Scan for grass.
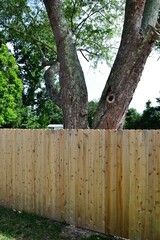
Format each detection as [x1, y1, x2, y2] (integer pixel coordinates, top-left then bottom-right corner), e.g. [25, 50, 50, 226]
[0, 206, 122, 240]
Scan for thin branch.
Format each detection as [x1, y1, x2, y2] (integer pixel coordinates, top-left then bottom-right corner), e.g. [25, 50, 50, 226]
[78, 48, 99, 56]
[79, 49, 89, 62]
[75, 5, 105, 37]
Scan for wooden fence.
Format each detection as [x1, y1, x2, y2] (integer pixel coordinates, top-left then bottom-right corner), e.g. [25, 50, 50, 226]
[0, 129, 160, 240]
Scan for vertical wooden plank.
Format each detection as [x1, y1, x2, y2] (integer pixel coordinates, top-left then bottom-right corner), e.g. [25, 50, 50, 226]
[116, 130, 123, 237]
[43, 130, 51, 218]
[58, 129, 65, 220]
[151, 130, 158, 240]
[97, 130, 106, 232]
[12, 129, 20, 210]
[105, 130, 111, 234]
[40, 130, 46, 216]
[54, 129, 64, 221]
[120, 130, 129, 238]
[75, 129, 84, 227]
[0, 129, 7, 206]
[10, 130, 15, 209]
[86, 130, 94, 230]
[142, 130, 149, 239]
[139, 130, 148, 240]
[12, 130, 17, 210]
[93, 129, 106, 232]
[22, 130, 26, 212]
[3, 130, 8, 207]
[27, 129, 31, 212]
[34, 130, 41, 215]
[24, 130, 30, 213]
[44, 130, 50, 217]
[47, 129, 56, 219]
[62, 129, 69, 222]
[83, 130, 90, 229]
[128, 130, 137, 240]
[0, 130, 3, 204]
[19, 130, 25, 211]
[15, 130, 23, 211]
[154, 130, 160, 239]
[5, 130, 14, 208]
[92, 130, 99, 231]
[145, 130, 155, 239]
[83, 130, 89, 228]
[31, 130, 36, 213]
[54, 130, 59, 219]
[109, 130, 117, 235]
[68, 129, 77, 224]
[134, 130, 144, 239]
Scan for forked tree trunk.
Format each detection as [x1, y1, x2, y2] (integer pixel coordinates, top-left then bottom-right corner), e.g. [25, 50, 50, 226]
[43, 0, 160, 129]
[92, 0, 160, 129]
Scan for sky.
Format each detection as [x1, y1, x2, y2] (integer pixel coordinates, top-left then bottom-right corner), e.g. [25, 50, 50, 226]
[79, 50, 160, 113]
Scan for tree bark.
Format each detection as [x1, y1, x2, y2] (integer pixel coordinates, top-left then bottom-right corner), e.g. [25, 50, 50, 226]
[43, 0, 88, 128]
[43, 0, 159, 129]
[92, 0, 160, 129]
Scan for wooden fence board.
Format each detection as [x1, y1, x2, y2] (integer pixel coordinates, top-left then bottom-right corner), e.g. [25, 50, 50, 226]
[0, 129, 160, 240]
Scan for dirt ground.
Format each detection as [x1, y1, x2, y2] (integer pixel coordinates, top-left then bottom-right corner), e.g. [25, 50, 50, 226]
[60, 224, 129, 239]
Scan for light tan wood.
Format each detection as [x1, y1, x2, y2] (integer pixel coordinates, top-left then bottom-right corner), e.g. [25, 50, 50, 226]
[128, 130, 136, 239]
[0, 129, 160, 240]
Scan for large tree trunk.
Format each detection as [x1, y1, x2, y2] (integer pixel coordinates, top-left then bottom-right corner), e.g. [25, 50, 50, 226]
[43, 0, 88, 128]
[43, 0, 159, 129]
[92, 0, 160, 129]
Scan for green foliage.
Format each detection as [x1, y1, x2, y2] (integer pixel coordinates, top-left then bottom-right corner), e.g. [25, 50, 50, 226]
[125, 99, 160, 129]
[0, 43, 23, 127]
[21, 96, 63, 129]
[124, 108, 141, 129]
[139, 100, 160, 129]
[88, 100, 98, 127]
[63, 0, 124, 65]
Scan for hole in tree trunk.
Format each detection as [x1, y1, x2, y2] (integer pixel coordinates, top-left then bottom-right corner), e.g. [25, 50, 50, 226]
[107, 94, 115, 103]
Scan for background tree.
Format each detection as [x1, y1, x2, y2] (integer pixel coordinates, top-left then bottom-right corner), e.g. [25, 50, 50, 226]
[0, 39, 23, 127]
[124, 108, 141, 129]
[140, 100, 160, 129]
[125, 99, 160, 129]
[88, 100, 98, 128]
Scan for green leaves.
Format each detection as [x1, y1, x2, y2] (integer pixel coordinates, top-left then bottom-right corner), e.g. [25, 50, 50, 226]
[0, 44, 23, 127]
[63, 0, 124, 65]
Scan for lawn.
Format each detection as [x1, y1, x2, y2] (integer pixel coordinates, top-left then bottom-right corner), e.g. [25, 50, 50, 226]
[0, 206, 123, 240]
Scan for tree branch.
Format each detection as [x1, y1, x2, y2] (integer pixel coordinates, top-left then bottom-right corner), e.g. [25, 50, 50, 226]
[141, 0, 160, 29]
[44, 61, 62, 108]
[123, 0, 146, 34]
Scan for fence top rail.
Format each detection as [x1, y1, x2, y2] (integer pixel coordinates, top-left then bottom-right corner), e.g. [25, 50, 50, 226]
[0, 128, 160, 132]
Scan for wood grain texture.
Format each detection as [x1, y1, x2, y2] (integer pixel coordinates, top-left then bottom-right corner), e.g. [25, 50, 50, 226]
[0, 129, 159, 240]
